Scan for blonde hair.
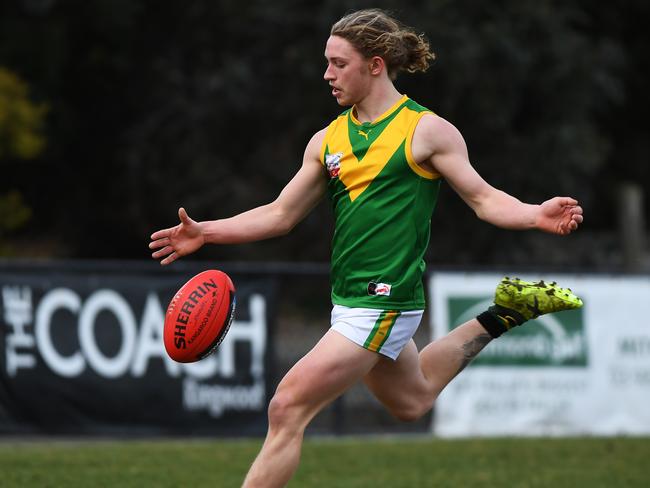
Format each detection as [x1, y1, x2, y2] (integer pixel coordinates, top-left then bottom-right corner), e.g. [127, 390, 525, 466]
[330, 9, 436, 80]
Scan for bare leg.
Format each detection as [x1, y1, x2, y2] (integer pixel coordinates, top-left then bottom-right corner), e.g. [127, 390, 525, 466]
[419, 318, 492, 392]
[242, 330, 380, 488]
[366, 277, 583, 420]
[364, 318, 491, 421]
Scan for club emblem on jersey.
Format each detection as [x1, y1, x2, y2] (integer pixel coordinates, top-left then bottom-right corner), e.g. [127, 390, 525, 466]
[325, 152, 343, 178]
[367, 282, 392, 296]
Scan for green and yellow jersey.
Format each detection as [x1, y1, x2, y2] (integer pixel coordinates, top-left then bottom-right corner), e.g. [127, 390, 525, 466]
[320, 95, 441, 310]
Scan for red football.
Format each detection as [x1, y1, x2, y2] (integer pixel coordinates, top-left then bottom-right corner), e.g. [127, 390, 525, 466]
[164, 269, 236, 363]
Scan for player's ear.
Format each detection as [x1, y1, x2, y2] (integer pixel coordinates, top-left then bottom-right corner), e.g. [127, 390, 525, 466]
[369, 56, 385, 76]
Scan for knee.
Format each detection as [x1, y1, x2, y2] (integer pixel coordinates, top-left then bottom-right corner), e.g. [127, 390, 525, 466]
[267, 389, 305, 433]
[390, 399, 433, 423]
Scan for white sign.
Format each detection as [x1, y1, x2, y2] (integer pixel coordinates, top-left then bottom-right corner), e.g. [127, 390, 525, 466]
[429, 272, 650, 437]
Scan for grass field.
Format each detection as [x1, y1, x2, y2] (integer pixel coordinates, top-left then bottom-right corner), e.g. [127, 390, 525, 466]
[1, 436, 648, 487]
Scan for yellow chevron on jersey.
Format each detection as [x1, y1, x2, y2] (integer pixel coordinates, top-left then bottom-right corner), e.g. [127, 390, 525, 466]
[319, 95, 443, 311]
[320, 95, 439, 202]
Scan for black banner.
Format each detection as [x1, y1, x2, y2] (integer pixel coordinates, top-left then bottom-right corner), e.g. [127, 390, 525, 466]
[0, 261, 276, 436]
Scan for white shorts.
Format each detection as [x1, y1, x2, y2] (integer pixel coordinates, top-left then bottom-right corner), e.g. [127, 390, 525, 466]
[330, 305, 424, 360]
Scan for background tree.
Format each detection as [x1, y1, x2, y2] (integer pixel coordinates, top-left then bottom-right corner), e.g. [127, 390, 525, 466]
[0, 67, 46, 255]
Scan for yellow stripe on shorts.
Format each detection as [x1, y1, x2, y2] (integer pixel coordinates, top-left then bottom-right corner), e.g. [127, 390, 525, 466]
[364, 311, 401, 353]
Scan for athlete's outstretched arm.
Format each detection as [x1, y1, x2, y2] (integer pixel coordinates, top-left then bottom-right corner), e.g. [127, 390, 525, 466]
[414, 115, 583, 235]
[149, 128, 328, 265]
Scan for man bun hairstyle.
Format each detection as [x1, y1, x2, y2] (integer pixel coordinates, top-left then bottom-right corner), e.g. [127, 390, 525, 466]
[331, 9, 436, 80]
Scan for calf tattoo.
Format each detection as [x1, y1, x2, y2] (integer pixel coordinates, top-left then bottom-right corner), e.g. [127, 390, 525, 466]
[456, 333, 492, 375]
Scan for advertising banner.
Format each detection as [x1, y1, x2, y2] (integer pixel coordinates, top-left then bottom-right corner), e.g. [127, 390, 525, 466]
[429, 272, 650, 437]
[0, 262, 275, 436]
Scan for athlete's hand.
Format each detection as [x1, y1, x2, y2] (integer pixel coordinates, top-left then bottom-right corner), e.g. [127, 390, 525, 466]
[536, 197, 584, 235]
[149, 207, 205, 265]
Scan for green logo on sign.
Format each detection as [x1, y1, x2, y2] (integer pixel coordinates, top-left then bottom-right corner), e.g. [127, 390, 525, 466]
[448, 297, 587, 367]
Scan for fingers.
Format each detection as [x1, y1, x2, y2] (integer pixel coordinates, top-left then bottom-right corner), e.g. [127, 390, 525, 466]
[150, 228, 172, 241]
[149, 233, 172, 266]
[149, 231, 179, 264]
[151, 245, 181, 266]
[148, 237, 169, 250]
[562, 210, 583, 235]
[151, 245, 173, 259]
[568, 205, 583, 226]
[557, 196, 578, 207]
[150, 207, 190, 241]
[559, 199, 584, 235]
[149, 209, 190, 265]
[161, 251, 178, 266]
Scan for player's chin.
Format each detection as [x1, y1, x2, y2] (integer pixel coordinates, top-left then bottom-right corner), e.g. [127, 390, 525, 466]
[334, 96, 349, 106]
[333, 92, 352, 107]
